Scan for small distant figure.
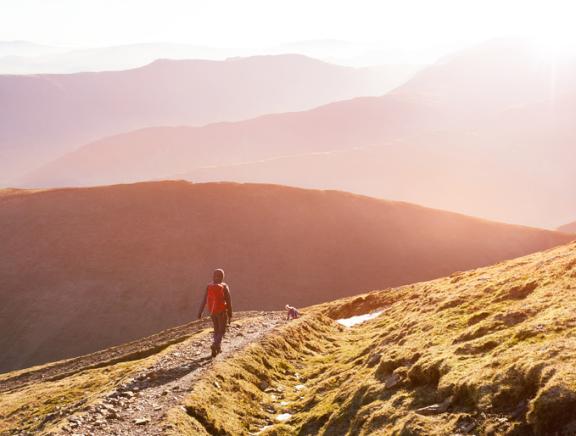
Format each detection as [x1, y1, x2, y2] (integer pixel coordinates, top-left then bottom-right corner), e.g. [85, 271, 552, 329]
[286, 304, 300, 321]
[198, 268, 233, 357]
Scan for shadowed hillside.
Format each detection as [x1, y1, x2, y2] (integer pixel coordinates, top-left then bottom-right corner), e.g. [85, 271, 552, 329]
[0, 181, 572, 373]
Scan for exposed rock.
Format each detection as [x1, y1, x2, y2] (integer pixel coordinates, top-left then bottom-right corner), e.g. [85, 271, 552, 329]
[495, 310, 529, 326]
[454, 416, 476, 434]
[416, 396, 453, 415]
[511, 399, 528, 420]
[506, 281, 538, 300]
[367, 353, 382, 367]
[384, 373, 402, 389]
[134, 417, 150, 425]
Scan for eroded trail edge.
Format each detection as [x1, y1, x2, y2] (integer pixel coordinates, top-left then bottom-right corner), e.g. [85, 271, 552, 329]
[37, 312, 282, 436]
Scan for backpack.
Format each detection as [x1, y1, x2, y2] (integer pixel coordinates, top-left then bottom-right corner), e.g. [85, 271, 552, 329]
[207, 283, 227, 314]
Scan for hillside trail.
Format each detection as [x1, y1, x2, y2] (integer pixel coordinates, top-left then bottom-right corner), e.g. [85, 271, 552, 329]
[52, 312, 283, 436]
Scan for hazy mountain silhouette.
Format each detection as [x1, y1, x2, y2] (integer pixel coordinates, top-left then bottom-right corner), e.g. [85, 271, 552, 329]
[23, 39, 576, 227]
[0, 54, 410, 180]
[169, 96, 576, 228]
[0, 181, 572, 373]
[0, 40, 425, 73]
[559, 221, 576, 233]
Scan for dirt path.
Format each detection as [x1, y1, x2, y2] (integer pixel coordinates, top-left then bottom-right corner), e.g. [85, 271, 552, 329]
[53, 312, 283, 435]
[0, 311, 269, 394]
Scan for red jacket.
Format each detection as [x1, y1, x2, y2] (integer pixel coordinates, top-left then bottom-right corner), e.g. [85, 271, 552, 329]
[198, 282, 232, 317]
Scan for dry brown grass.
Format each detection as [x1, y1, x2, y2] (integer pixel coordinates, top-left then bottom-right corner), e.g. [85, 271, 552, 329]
[0, 361, 140, 434]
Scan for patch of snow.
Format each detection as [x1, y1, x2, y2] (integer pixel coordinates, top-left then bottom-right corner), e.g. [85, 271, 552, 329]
[276, 413, 292, 422]
[336, 311, 383, 328]
[294, 384, 305, 391]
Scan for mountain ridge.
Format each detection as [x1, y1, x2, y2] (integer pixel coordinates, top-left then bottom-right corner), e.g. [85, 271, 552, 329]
[22, 39, 576, 228]
[1, 54, 410, 180]
[1, 180, 572, 374]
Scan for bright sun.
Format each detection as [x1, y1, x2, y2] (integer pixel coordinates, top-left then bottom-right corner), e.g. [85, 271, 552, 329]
[531, 34, 576, 61]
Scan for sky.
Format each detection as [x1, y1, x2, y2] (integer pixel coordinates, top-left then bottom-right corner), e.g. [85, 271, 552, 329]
[1, 0, 576, 63]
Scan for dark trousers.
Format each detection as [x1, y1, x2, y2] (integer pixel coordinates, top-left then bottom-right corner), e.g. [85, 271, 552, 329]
[211, 311, 228, 349]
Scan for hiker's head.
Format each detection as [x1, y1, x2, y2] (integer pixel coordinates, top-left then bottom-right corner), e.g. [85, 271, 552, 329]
[213, 269, 225, 284]
[285, 304, 291, 310]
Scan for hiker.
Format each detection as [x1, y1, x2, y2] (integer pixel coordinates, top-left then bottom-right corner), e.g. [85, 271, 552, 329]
[198, 268, 233, 357]
[286, 304, 300, 321]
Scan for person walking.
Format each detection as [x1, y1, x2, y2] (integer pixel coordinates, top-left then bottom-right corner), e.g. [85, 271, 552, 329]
[198, 268, 233, 357]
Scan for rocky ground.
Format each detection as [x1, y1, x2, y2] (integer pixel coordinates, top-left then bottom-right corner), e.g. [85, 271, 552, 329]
[48, 312, 282, 436]
[0, 311, 266, 394]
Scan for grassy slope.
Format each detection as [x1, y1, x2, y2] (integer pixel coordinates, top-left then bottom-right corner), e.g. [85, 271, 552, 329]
[0, 314, 271, 434]
[179, 240, 576, 435]
[2, 241, 575, 435]
[0, 360, 140, 434]
[0, 325, 217, 435]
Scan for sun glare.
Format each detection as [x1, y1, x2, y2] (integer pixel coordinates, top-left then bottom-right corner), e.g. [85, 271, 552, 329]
[531, 34, 576, 61]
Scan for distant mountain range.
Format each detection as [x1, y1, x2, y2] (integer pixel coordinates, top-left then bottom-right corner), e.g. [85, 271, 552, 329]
[1, 181, 572, 373]
[0, 54, 416, 180]
[0, 40, 427, 73]
[22, 39, 576, 228]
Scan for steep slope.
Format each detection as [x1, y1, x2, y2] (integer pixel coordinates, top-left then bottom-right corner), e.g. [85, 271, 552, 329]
[0, 181, 572, 373]
[1, 54, 405, 179]
[0, 311, 280, 435]
[180, 240, 576, 435]
[559, 221, 576, 233]
[24, 39, 576, 228]
[2, 241, 575, 435]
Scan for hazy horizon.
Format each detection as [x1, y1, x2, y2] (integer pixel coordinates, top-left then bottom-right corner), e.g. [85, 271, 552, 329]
[2, 0, 576, 66]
